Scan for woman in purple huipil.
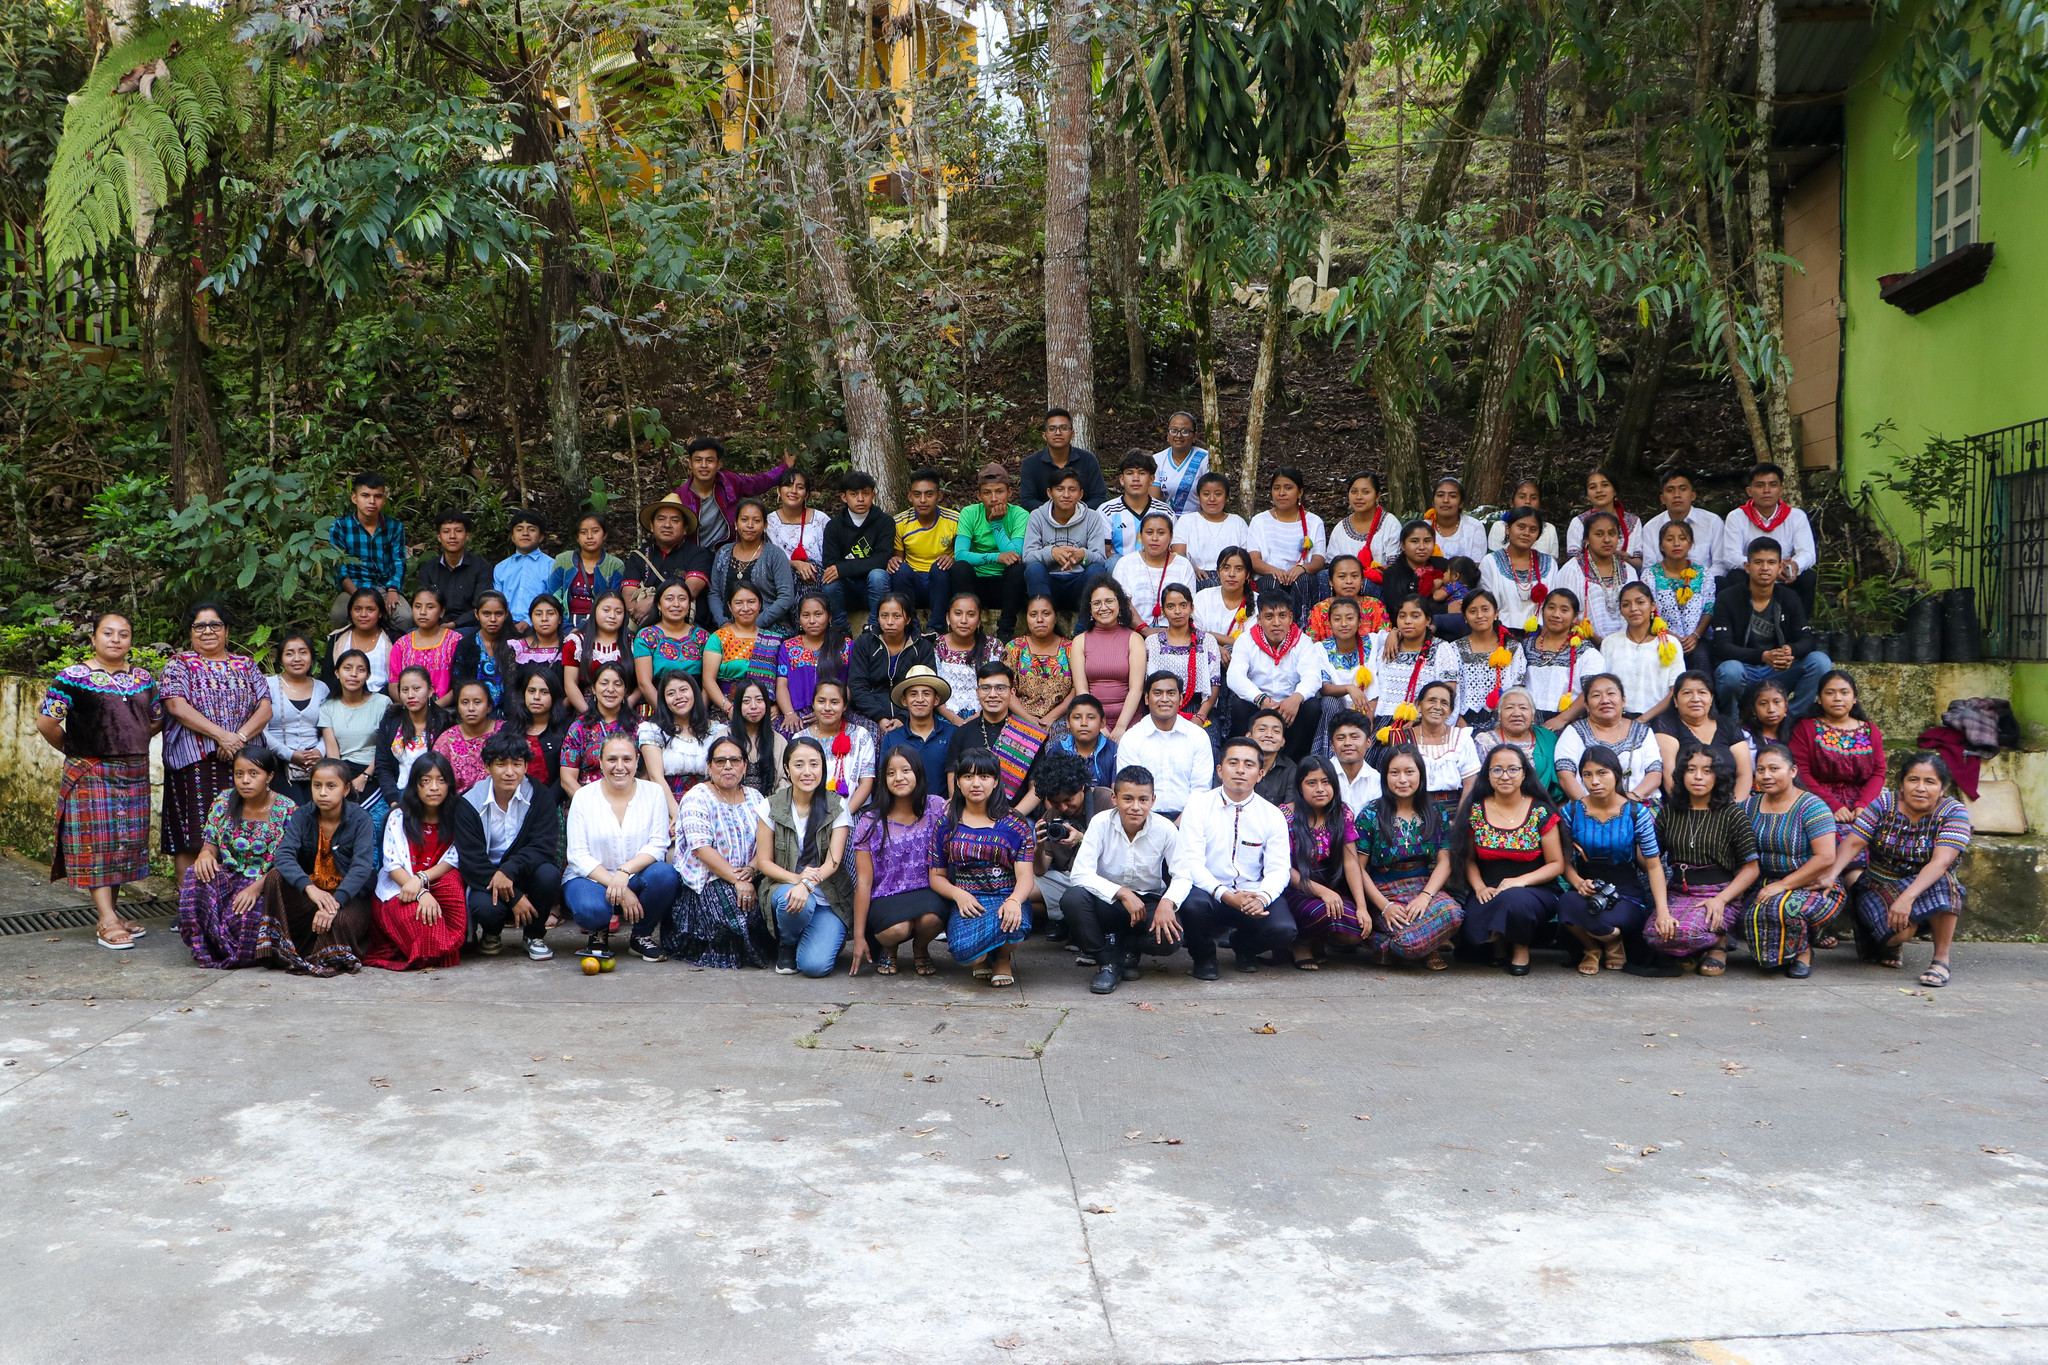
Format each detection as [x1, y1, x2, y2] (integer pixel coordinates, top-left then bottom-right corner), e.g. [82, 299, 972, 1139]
[847, 747, 949, 976]
[159, 601, 273, 886]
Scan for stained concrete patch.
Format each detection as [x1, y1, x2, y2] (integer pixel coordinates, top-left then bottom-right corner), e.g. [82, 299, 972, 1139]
[819, 1000, 1068, 1057]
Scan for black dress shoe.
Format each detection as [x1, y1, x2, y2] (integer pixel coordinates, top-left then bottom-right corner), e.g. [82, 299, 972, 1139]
[1191, 957, 1220, 981]
[1233, 952, 1260, 973]
[1785, 958, 1813, 979]
[1118, 952, 1141, 981]
[1505, 959, 1532, 976]
[1089, 963, 1120, 994]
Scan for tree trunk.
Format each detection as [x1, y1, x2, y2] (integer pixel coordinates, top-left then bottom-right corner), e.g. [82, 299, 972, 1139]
[1190, 277, 1224, 481]
[766, 0, 905, 508]
[1043, 0, 1095, 449]
[1240, 265, 1289, 514]
[1372, 353, 1425, 515]
[1464, 35, 1550, 506]
[1608, 313, 1674, 476]
[1698, 196, 1773, 464]
[1106, 45, 1148, 395]
[1414, 19, 1514, 228]
[1749, 0, 1794, 466]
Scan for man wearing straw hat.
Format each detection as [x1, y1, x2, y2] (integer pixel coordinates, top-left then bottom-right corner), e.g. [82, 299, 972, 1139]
[879, 664, 957, 795]
[623, 492, 705, 623]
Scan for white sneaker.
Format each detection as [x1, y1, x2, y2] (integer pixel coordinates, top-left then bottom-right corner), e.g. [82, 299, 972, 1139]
[527, 938, 554, 961]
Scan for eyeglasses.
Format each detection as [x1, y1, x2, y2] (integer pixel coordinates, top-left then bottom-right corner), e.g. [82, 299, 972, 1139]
[192, 622, 226, 632]
[1487, 767, 1520, 777]
[711, 755, 744, 766]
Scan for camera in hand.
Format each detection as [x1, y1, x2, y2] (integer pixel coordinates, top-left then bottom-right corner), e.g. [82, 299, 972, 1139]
[1581, 879, 1621, 917]
[1042, 817, 1070, 841]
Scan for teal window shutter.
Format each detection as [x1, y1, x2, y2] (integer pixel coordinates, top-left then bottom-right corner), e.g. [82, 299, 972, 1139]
[1916, 117, 1934, 266]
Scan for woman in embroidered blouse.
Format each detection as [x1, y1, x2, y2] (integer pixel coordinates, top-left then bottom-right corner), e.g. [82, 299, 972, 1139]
[543, 513, 626, 627]
[775, 590, 853, 732]
[509, 594, 568, 692]
[431, 679, 502, 794]
[1554, 674, 1664, 803]
[1551, 511, 1640, 642]
[1408, 679, 1481, 807]
[930, 591, 998, 727]
[1282, 757, 1371, 968]
[451, 591, 513, 706]
[327, 587, 392, 692]
[1306, 556, 1390, 640]
[795, 679, 876, 811]
[365, 752, 467, 972]
[1457, 743, 1568, 975]
[668, 735, 772, 967]
[1070, 577, 1148, 741]
[37, 613, 161, 951]
[1112, 511, 1199, 633]
[702, 582, 782, 716]
[1479, 507, 1557, 634]
[1482, 687, 1559, 797]
[1449, 591, 1524, 731]
[1645, 520, 1713, 671]
[1734, 743, 1843, 977]
[633, 579, 710, 702]
[1564, 467, 1644, 567]
[927, 747, 1037, 987]
[1600, 582, 1684, 720]
[1557, 744, 1670, 974]
[567, 591, 634, 714]
[1327, 472, 1404, 586]
[1648, 741, 1760, 973]
[389, 586, 460, 704]
[767, 467, 827, 586]
[178, 744, 296, 968]
[1520, 589, 1603, 727]
[1486, 479, 1562, 560]
[1193, 547, 1257, 675]
[1654, 670, 1754, 802]
[1006, 594, 1078, 735]
[1357, 744, 1464, 969]
[559, 662, 633, 796]
[1829, 751, 1970, 987]
[1311, 596, 1372, 755]
[850, 747, 949, 975]
[1366, 595, 1462, 732]
[638, 670, 727, 815]
[161, 601, 274, 885]
[1791, 669, 1886, 825]
[1246, 465, 1330, 616]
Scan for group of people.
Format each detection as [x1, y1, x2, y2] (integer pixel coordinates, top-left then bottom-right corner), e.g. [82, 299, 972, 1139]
[32, 423, 1968, 990]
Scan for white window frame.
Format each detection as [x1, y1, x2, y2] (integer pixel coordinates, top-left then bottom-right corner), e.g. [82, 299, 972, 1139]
[1930, 99, 1981, 260]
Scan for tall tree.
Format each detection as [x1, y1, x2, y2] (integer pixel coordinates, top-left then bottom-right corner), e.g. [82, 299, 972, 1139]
[1043, 0, 1096, 448]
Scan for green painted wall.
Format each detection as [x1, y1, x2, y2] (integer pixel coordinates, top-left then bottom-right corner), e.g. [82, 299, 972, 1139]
[1838, 30, 2048, 561]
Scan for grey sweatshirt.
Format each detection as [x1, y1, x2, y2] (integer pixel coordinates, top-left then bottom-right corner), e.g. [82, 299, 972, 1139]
[1023, 503, 1110, 568]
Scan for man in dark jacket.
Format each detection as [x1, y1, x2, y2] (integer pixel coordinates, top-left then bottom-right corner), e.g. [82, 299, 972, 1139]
[452, 729, 563, 960]
[624, 493, 707, 621]
[416, 510, 491, 631]
[1708, 536, 1833, 717]
[1018, 408, 1107, 511]
[821, 470, 895, 634]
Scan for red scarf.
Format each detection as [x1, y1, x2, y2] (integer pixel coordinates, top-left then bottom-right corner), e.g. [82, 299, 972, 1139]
[1250, 622, 1304, 664]
[1362, 506, 1387, 582]
[1739, 499, 1791, 533]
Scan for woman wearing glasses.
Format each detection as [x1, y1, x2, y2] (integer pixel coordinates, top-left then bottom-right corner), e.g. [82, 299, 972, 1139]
[159, 602, 273, 887]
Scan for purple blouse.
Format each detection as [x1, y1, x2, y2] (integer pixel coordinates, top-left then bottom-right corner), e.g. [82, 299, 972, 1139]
[853, 795, 946, 899]
[159, 651, 268, 769]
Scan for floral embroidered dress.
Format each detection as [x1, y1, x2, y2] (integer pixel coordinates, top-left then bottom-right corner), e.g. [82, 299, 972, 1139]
[432, 722, 502, 792]
[560, 713, 632, 786]
[932, 635, 1000, 714]
[710, 624, 783, 687]
[1307, 594, 1389, 642]
[633, 623, 709, 680]
[1646, 560, 1715, 641]
[1005, 639, 1075, 729]
[389, 630, 462, 699]
[778, 635, 853, 725]
[158, 650, 269, 855]
[1450, 633, 1526, 727]
[178, 790, 298, 968]
[1282, 806, 1365, 939]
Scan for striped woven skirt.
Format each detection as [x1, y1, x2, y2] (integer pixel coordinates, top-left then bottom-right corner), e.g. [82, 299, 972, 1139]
[178, 867, 268, 968]
[52, 754, 152, 889]
[947, 890, 1031, 964]
[162, 756, 232, 856]
[1853, 865, 1964, 940]
[1730, 882, 1845, 967]
[665, 878, 774, 969]
[1286, 882, 1370, 940]
[1361, 871, 1464, 961]
[1643, 879, 1746, 958]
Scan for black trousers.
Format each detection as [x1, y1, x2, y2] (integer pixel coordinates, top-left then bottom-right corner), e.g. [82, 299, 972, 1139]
[1059, 886, 1181, 960]
[466, 861, 562, 940]
[1717, 567, 1817, 618]
[956, 561, 1029, 635]
[1228, 691, 1320, 760]
[1179, 886, 1297, 960]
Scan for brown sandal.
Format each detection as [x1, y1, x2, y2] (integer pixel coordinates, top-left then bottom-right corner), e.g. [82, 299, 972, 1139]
[914, 955, 937, 976]
[1578, 950, 1602, 977]
[1423, 952, 1448, 972]
[1602, 938, 1627, 971]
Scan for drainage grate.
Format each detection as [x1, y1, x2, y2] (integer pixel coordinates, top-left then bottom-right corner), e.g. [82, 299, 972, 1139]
[0, 898, 175, 937]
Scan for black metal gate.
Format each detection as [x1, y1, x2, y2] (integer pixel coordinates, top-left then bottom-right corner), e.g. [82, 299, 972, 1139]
[1954, 417, 2048, 659]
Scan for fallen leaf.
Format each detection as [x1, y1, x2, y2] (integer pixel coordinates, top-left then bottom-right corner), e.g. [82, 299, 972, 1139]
[851, 1044, 874, 1051]
[176, 1006, 194, 1013]
[472, 1184, 486, 1192]
[1641, 1146, 1660, 1156]
[725, 1136, 737, 1142]
[925, 1151, 944, 1159]
[562, 1055, 573, 1061]
[1084, 1203, 1115, 1214]
[993, 1333, 1024, 1350]
[186, 1176, 214, 1185]
[44, 937, 58, 943]
[651, 1191, 667, 1196]
[369, 1077, 391, 1088]
[995, 1153, 1011, 1160]
[532, 1055, 546, 1062]
[979, 1094, 1004, 1107]
[1124, 1130, 1143, 1139]
[916, 1127, 937, 1136]
[1670, 1090, 1685, 1096]
[1252, 1023, 1278, 1034]
[922, 1074, 941, 1083]
[1604, 1166, 1625, 1173]
[1135, 1002, 1157, 1011]
[772, 1135, 788, 1143]
[1152, 1137, 1183, 1146]
[1982, 1145, 2013, 1155]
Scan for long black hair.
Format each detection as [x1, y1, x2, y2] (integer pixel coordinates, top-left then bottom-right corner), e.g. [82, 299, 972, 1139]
[391, 665, 450, 744]
[792, 588, 847, 688]
[514, 664, 570, 733]
[727, 676, 781, 794]
[862, 745, 931, 861]
[1289, 756, 1346, 882]
[1800, 667, 1871, 724]
[648, 668, 710, 741]
[1667, 738, 1736, 811]
[582, 661, 634, 723]
[1452, 743, 1558, 865]
[1372, 742, 1441, 851]
[400, 751, 460, 846]
[943, 747, 1011, 847]
[573, 590, 632, 674]
[226, 743, 285, 821]
[1741, 677, 1790, 736]
[782, 736, 831, 867]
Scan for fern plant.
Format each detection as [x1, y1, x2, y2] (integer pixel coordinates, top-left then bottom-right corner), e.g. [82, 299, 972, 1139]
[39, 7, 250, 271]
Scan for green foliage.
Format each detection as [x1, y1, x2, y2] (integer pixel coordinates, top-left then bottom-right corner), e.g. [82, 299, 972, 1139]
[1861, 420, 1975, 586]
[1136, 2, 1259, 178]
[40, 7, 251, 270]
[0, 0, 87, 225]
[1877, 0, 2048, 159]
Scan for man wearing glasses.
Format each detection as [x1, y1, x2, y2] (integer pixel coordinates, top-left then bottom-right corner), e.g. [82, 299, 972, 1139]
[1019, 409, 1107, 511]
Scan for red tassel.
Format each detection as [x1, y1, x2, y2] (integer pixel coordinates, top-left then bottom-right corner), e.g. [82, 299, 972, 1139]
[1485, 684, 1502, 709]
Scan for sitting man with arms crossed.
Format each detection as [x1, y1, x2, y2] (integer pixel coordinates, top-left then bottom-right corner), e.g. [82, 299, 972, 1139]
[1061, 764, 1189, 994]
[1223, 592, 1327, 760]
[1171, 735, 1295, 978]
[1114, 670, 1214, 820]
[452, 727, 563, 959]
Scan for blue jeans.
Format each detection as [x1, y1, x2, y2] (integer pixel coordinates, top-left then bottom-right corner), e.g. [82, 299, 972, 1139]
[822, 568, 893, 633]
[1024, 560, 1095, 615]
[563, 862, 682, 942]
[769, 880, 848, 977]
[889, 563, 964, 626]
[1715, 652, 1833, 719]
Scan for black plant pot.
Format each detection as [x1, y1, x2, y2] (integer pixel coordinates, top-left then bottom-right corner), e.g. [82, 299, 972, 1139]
[1883, 633, 1908, 663]
[1906, 594, 1944, 664]
[1943, 588, 1982, 663]
[1828, 630, 1853, 660]
[1855, 634, 1886, 663]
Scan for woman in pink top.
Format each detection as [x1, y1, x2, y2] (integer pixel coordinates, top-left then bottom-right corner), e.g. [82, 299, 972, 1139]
[388, 587, 461, 704]
[1068, 577, 1147, 740]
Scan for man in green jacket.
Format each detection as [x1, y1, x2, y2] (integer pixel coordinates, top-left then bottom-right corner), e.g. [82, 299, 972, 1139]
[954, 461, 1030, 638]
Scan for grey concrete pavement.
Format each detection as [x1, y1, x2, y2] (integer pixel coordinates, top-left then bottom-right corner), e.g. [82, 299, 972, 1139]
[0, 906, 2044, 1365]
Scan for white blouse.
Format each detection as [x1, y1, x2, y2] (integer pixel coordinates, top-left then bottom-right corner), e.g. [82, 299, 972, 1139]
[1192, 586, 1255, 652]
[375, 807, 463, 902]
[796, 724, 877, 800]
[1326, 509, 1404, 571]
[765, 508, 827, 566]
[1600, 633, 1685, 717]
[1449, 634, 1527, 720]
[566, 778, 673, 879]
[1363, 635, 1465, 719]
[1428, 516, 1489, 563]
[1521, 641, 1606, 713]
[1411, 726, 1482, 797]
[1550, 556, 1641, 641]
[636, 718, 731, 781]
[1488, 518, 1561, 560]
[1564, 509, 1648, 561]
[1477, 549, 1557, 633]
[1172, 511, 1249, 573]
[1554, 718, 1665, 795]
[1246, 509, 1328, 575]
[1113, 552, 1199, 631]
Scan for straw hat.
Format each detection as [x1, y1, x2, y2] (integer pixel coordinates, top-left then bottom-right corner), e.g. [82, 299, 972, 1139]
[890, 663, 953, 709]
[638, 492, 701, 537]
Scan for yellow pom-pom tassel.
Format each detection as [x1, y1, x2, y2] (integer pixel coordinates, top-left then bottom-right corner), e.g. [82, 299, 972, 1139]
[1354, 666, 1374, 688]
[1657, 640, 1679, 666]
[1674, 588, 1692, 605]
[1575, 621, 1595, 641]
[1523, 616, 1541, 632]
[1393, 702, 1420, 723]
[1556, 692, 1575, 710]
[1651, 617, 1669, 633]
[1376, 726, 1393, 743]
[1488, 646, 1513, 669]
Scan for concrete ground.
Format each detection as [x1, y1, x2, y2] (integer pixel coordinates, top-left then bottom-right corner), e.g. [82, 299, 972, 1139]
[1, 858, 2045, 1365]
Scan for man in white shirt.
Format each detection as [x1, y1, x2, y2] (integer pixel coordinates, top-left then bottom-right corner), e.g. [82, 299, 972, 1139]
[1115, 672, 1214, 817]
[1223, 593, 1325, 759]
[1170, 736, 1294, 978]
[1714, 462, 1818, 615]
[1327, 709, 1384, 814]
[1640, 469, 1725, 575]
[451, 729, 563, 960]
[1063, 766, 1191, 993]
